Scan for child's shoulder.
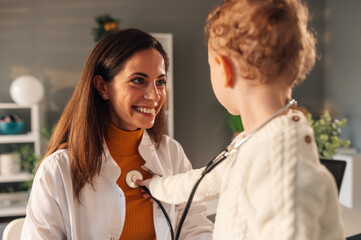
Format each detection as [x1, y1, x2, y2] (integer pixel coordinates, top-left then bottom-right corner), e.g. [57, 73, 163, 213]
[258, 109, 313, 144]
[281, 109, 310, 132]
[274, 110, 332, 185]
[277, 109, 319, 160]
[256, 109, 319, 166]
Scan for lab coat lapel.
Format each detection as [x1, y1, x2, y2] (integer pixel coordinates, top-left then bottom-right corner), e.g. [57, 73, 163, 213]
[100, 142, 121, 183]
[139, 131, 167, 177]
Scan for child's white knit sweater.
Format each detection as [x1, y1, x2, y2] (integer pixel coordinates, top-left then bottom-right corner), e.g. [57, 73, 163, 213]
[150, 110, 344, 240]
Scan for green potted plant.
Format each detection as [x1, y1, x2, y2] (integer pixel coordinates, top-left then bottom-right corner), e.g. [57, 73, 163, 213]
[92, 14, 120, 42]
[307, 110, 350, 159]
[12, 125, 55, 189]
[12, 144, 39, 175]
[226, 112, 244, 138]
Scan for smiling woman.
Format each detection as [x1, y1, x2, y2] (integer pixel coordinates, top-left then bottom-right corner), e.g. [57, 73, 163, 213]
[93, 49, 167, 131]
[20, 28, 213, 240]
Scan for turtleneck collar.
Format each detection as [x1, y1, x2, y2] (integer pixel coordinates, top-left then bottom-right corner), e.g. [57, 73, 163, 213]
[105, 123, 144, 156]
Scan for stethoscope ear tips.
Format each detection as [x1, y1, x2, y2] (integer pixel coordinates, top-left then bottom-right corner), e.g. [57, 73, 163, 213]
[125, 170, 143, 188]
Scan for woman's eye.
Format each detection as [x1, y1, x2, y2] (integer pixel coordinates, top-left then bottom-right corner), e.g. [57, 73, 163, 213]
[131, 78, 144, 85]
[156, 79, 167, 86]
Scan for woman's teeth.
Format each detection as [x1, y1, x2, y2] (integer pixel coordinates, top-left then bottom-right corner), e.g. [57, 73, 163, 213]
[135, 107, 155, 114]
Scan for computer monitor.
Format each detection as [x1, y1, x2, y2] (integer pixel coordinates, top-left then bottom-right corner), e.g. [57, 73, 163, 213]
[320, 158, 346, 194]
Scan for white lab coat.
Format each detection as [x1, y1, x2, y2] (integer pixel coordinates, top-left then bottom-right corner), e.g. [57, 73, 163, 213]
[21, 131, 213, 240]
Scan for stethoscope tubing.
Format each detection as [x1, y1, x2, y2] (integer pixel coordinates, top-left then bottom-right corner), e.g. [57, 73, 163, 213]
[175, 151, 228, 240]
[140, 186, 175, 240]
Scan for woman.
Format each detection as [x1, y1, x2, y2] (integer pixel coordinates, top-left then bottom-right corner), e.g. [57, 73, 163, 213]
[21, 28, 213, 240]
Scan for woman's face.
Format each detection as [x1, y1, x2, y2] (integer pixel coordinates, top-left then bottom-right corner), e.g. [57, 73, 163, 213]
[106, 48, 167, 131]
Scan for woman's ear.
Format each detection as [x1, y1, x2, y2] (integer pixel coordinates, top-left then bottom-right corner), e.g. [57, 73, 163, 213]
[215, 55, 235, 88]
[93, 75, 108, 99]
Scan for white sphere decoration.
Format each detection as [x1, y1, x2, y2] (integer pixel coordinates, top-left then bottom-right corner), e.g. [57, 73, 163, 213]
[10, 75, 44, 105]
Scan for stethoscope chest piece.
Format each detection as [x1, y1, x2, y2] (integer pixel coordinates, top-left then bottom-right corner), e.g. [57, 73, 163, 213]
[125, 170, 143, 188]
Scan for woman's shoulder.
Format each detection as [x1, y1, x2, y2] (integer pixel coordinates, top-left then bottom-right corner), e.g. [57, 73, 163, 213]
[159, 134, 187, 155]
[38, 149, 70, 175]
[143, 131, 184, 152]
[151, 134, 192, 173]
[161, 134, 180, 145]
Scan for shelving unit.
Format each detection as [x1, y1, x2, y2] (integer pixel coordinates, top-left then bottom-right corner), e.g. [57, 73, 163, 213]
[0, 205, 27, 218]
[0, 173, 33, 183]
[0, 103, 40, 218]
[0, 172, 33, 217]
[0, 103, 41, 156]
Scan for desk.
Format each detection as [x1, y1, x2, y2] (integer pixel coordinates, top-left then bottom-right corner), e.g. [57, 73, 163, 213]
[206, 200, 361, 238]
[205, 198, 218, 216]
[342, 205, 361, 238]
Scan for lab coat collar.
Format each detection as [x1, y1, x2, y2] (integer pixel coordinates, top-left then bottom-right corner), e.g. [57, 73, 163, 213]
[100, 130, 166, 183]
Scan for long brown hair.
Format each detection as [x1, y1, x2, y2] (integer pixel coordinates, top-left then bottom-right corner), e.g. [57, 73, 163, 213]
[43, 29, 169, 200]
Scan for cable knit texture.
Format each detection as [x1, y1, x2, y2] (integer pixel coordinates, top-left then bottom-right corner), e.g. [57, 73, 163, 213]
[150, 110, 345, 240]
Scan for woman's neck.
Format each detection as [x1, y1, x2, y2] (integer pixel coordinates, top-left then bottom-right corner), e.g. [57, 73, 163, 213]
[106, 123, 144, 156]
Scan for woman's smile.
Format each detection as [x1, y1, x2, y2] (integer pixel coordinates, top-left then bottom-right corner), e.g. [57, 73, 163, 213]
[133, 106, 156, 115]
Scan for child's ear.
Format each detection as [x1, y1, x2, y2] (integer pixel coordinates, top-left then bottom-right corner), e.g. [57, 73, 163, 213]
[215, 55, 235, 88]
[93, 75, 108, 99]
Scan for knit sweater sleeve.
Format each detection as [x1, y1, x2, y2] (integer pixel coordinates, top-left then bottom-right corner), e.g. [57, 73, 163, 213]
[246, 113, 344, 240]
[149, 153, 234, 205]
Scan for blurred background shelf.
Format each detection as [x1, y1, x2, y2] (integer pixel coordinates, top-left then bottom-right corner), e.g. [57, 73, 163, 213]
[0, 104, 41, 156]
[0, 133, 38, 144]
[0, 206, 26, 218]
[0, 173, 33, 183]
[0, 103, 40, 222]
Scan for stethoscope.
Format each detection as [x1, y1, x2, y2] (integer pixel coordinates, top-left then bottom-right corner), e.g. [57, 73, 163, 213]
[126, 99, 297, 240]
[125, 170, 175, 239]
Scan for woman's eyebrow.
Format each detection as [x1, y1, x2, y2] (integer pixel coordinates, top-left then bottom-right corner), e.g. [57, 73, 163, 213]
[130, 72, 148, 78]
[130, 72, 166, 78]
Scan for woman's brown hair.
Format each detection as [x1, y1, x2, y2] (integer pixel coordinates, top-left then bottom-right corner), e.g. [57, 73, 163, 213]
[205, 0, 316, 87]
[43, 28, 169, 200]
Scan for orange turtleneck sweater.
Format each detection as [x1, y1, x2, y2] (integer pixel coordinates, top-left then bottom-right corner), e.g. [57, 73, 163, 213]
[106, 124, 156, 240]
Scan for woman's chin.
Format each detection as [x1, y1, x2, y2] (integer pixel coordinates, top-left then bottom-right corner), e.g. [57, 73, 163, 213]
[138, 121, 155, 130]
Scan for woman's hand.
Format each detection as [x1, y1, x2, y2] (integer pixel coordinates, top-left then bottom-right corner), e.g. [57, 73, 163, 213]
[136, 175, 159, 202]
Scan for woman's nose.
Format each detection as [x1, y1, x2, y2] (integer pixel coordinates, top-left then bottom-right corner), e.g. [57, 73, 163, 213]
[144, 84, 160, 102]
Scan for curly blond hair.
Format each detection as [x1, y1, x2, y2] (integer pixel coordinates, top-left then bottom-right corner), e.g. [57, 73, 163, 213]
[205, 0, 316, 87]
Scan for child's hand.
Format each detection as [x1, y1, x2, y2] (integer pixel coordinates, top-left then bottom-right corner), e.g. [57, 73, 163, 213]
[136, 175, 159, 202]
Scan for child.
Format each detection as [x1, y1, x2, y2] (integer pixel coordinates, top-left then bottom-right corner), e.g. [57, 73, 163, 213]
[138, 0, 345, 239]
